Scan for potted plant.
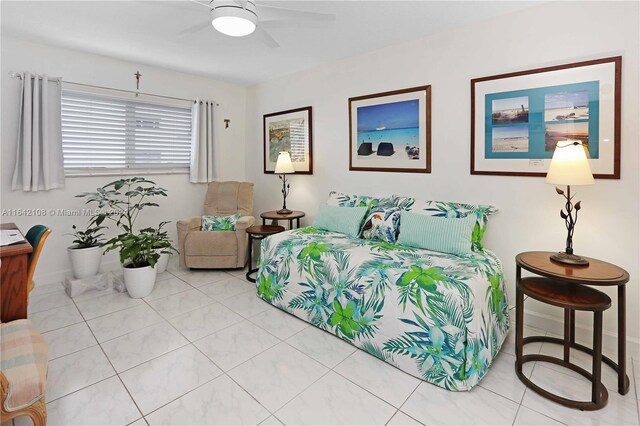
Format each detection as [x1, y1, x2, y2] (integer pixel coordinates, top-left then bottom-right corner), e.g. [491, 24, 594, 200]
[67, 221, 106, 279]
[147, 221, 178, 273]
[78, 177, 176, 298]
[103, 230, 161, 298]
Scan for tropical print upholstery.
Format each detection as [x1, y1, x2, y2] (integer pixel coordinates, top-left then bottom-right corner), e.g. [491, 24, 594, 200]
[360, 206, 401, 244]
[392, 196, 497, 250]
[201, 213, 241, 231]
[327, 191, 395, 209]
[256, 227, 509, 391]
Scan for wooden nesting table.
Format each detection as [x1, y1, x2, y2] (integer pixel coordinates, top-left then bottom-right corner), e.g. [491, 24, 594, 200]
[515, 251, 631, 410]
[260, 210, 305, 230]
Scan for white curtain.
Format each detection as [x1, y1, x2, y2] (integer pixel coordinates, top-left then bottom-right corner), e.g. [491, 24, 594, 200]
[190, 100, 215, 183]
[12, 72, 65, 191]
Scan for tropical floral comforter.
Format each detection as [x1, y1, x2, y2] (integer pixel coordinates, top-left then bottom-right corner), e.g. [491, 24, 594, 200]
[255, 227, 510, 391]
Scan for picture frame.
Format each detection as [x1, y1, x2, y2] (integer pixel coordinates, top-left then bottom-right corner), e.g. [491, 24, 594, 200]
[471, 56, 621, 179]
[349, 85, 431, 173]
[263, 106, 313, 174]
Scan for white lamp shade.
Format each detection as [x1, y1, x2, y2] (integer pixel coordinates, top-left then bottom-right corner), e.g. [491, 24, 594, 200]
[212, 6, 257, 37]
[274, 151, 295, 174]
[545, 140, 594, 186]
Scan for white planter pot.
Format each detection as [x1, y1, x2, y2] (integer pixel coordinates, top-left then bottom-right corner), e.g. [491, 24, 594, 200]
[67, 245, 103, 279]
[123, 265, 157, 298]
[155, 252, 170, 273]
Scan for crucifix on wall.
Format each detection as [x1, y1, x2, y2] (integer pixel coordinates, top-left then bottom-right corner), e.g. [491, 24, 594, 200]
[134, 71, 142, 90]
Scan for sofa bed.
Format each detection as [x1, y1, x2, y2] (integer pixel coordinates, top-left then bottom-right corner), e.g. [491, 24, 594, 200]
[255, 192, 509, 391]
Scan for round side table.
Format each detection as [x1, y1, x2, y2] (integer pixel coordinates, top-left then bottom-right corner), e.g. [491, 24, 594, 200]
[516, 276, 611, 410]
[245, 225, 284, 283]
[260, 210, 305, 230]
[515, 251, 631, 395]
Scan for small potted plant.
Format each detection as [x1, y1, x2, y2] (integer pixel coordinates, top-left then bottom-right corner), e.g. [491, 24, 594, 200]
[67, 221, 106, 279]
[103, 229, 162, 298]
[78, 177, 176, 298]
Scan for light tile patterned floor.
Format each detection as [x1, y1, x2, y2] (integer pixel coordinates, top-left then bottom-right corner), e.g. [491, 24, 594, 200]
[5, 261, 639, 426]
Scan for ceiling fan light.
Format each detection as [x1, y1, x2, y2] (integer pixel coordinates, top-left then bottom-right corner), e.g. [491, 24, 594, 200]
[211, 6, 257, 37]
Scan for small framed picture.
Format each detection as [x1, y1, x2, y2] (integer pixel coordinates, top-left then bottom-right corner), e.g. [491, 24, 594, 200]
[263, 106, 312, 174]
[349, 85, 431, 173]
[471, 56, 621, 178]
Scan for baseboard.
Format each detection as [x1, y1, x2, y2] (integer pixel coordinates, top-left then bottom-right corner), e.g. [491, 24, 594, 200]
[34, 260, 122, 286]
[522, 309, 640, 360]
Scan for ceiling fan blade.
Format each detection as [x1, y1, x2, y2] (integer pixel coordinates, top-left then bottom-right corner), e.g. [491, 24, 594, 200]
[177, 20, 212, 38]
[261, 19, 335, 30]
[254, 27, 280, 49]
[188, 0, 214, 10]
[258, 5, 336, 23]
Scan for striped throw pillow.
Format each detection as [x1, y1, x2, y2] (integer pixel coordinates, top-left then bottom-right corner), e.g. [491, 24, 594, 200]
[313, 204, 368, 237]
[392, 196, 497, 250]
[397, 211, 476, 256]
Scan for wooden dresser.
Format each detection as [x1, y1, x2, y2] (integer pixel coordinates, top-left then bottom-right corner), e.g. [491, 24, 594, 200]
[1, 223, 33, 322]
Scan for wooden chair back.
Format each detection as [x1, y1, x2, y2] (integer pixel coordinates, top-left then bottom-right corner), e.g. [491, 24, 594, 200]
[24, 225, 51, 294]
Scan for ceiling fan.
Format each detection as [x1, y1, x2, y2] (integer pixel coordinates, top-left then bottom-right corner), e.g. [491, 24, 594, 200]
[182, 0, 336, 48]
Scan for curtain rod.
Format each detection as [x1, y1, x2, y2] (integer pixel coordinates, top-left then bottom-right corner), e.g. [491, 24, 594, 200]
[9, 72, 62, 83]
[8, 72, 217, 105]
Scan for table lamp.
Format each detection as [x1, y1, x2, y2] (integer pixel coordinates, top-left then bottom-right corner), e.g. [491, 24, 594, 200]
[545, 140, 594, 266]
[275, 151, 295, 215]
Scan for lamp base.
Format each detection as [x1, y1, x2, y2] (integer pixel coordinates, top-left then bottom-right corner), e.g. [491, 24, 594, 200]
[276, 208, 292, 215]
[550, 252, 590, 266]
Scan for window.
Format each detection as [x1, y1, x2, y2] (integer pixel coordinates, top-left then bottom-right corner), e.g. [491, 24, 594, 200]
[61, 90, 192, 173]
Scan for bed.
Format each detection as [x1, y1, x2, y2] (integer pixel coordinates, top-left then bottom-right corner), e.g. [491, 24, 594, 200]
[255, 226, 510, 391]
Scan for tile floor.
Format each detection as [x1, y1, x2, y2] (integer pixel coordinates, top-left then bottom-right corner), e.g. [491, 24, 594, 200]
[4, 261, 639, 426]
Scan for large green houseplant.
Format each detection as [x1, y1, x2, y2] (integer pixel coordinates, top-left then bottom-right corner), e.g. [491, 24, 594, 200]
[78, 177, 176, 298]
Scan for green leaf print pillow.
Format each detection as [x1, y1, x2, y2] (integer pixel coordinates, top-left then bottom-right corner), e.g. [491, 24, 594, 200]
[327, 191, 395, 208]
[201, 213, 241, 231]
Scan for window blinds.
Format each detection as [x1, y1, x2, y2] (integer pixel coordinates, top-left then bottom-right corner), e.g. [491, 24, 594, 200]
[61, 90, 192, 171]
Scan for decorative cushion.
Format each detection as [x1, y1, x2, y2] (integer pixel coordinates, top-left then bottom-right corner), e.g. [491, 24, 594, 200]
[392, 196, 497, 250]
[201, 213, 241, 231]
[313, 204, 368, 237]
[397, 211, 476, 256]
[327, 191, 395, 209]
[390, 195, 416, 211]
[360, 206, 401, 244]
[1, 320, 48, 411]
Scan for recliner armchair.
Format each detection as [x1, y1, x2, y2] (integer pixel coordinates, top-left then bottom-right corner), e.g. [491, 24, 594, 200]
[177, 181, 255, 269]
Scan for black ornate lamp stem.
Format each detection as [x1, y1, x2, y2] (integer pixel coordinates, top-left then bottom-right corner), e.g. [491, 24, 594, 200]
[550, 185, 589, 266]
[277, 174, 292, 215]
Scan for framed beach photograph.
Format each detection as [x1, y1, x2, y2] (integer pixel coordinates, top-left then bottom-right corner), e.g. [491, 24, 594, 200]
[471, 56, 621, 178]
[263, 106, 313, 174]
[349, 85, 431, 173]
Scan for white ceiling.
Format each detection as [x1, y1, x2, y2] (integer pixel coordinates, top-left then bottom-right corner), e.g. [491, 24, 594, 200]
[1, 0, 542, 86]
